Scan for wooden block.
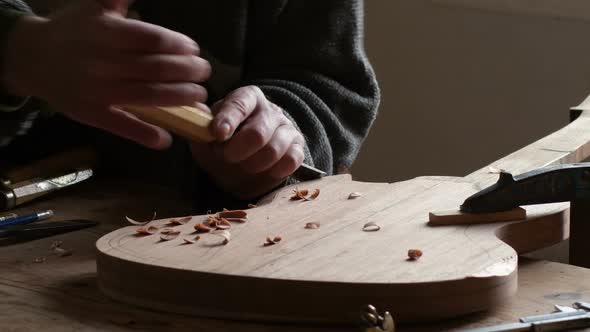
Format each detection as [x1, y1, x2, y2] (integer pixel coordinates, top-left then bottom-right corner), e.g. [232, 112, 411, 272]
[122, 105, 215, 143]
[428, 207, 526, 226]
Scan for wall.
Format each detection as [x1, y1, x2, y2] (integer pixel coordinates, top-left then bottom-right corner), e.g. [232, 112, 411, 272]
[353, 0, 590, 182]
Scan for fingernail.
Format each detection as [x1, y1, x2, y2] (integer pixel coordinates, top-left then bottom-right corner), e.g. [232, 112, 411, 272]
[218, 121, 231, 141]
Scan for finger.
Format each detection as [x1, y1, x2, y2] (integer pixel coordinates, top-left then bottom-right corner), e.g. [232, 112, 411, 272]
[97, 54, 211, 82]
[96, 0, 134, 14]
[239, 125, 300, 174]
[71, 106, 173, 150]
[267, 143, 305, 180]
[211, 86, 266, 141]
[221, 109, 283, 163]
[94, 17, 199, 55]
[95, 82, 208, 106]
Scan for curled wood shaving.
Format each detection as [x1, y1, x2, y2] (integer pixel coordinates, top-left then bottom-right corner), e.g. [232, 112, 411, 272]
[126, 212, 157, 225]
[183, 236, 200, 244]
[136, 226, 159, 235]
[362, 222, 381, 232]
[290, 188, 309, 200]
[160, 230, 181, 241]
[407, 249, 423, 260]
[225, 217, 247, 223]
[264, 235, 283, 246]
[167, 216, 192, 226]
[212, 230, 231, 245]
[247, 203, 258, 208]
[50, 241, 72, 257]
[217, 209, 248, 219]
[215, 218, 232, 230]
[160, 228, 176, 235]
[194, 223, 212, 233]
[305, 222, 320, 229]
[348, 192, 362, 199]
[309, 189, 320, 200]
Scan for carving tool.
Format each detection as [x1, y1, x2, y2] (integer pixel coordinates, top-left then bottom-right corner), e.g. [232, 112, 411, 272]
[460, 302, 590, 332]
[0, 219, 98, 242]
[0, 148, 97, 211]
[123, 105, 326, 181]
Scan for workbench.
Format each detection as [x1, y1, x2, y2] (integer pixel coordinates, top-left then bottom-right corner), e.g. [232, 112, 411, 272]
[1, 176, 589, 332]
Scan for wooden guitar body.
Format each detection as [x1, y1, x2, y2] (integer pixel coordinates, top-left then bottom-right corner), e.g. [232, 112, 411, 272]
[97, 106, 590, 324]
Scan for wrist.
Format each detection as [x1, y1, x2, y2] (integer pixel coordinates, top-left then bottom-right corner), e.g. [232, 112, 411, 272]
[2, 15, 49, 97]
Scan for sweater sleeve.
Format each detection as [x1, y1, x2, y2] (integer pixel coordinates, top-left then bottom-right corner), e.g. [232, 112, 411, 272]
[242, 0, 380, 175]
[0, 0, 40, 148]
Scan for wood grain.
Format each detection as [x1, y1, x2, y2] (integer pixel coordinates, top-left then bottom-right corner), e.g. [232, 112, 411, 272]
[96, 110, 590, 324]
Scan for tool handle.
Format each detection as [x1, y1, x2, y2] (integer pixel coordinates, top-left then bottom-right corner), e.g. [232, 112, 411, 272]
[123, 105, 215, 143]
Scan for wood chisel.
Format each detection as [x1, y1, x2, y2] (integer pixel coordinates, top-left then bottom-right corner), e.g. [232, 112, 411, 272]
[123, 105, 326, 181]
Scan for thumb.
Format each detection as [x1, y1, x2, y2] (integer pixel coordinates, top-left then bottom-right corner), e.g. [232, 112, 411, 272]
[96, 0, 134, 15]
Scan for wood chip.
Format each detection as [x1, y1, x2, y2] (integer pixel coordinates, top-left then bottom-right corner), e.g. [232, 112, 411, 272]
[126, 212, 157, 225]
[217, 209, 248, 219]
[348, 192, 362, 199]
[167, 216, 192, 226]
[225, 217, 247, 223]
[33, 257, 46, 263]
[305, 222, 320, 229]
[160, 231, 181, 241]
[264, 235, 282, 246]
[362, 222, 381, 232]
[215, 218, 232, 230]
[309, 189, 320, 200]
[407, 249, 423, 260]
[212, 230, 231, 245]
[50, 241, 72, 257]
[194, 223, 212, 233]
[290, 188, 309, 200]
[136, 226, 159, 235]
[183, 236, 200, 244]
[160, 228, 176, 235]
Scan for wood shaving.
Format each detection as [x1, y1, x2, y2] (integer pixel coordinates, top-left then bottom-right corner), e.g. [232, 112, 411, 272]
[167, 216, 192, 226]
[212, 230, 231, 245]
[215, 218, 232, 230]
[407, 249, 423, 260]
[50, 241, 72, 257]
[160, 231, 181, 241]
[217, 209, 248, 219]
[290, 188, 309, 200]
[247, 203, 258, 208]
[225, 217, 247, 223]
[348, 192, 362, 199]
[309, 189, 320, 200]
[136, 226, 159, 235]
[362, 222, 381, 232]
[159, 228, 176, 235]
[305, 222, 320, 229]
[194, 223, 212, 233]
[183, 236, 200, 244]
[264, 235, 282, 246]
[126, 212, 157, 225]
[33, 257, 46, 263]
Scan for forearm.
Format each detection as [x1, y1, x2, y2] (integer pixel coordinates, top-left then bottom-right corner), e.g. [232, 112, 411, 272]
[243, 0, 380, 175]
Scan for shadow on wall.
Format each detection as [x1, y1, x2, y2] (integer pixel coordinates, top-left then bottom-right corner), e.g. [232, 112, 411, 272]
[353, 0, 590, 183]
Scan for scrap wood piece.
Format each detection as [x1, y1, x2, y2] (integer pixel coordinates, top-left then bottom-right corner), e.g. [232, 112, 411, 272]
[428, 207, 526, 226]
[160, 230, 181, 241]
[264, 235, 282, 246]
[309, 189, 320, 200]
[407, 249, 423, 261]
[217, 209, 248, 219]
[194, 223, 212, 233]
[290, 188, 309, 200]
[136, 226, 159, 235]
[304, 222, 320, 229]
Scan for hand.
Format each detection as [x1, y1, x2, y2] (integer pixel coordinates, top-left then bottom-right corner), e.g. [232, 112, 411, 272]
[191, 86, 306, 199]
[2, 0, 211, 149]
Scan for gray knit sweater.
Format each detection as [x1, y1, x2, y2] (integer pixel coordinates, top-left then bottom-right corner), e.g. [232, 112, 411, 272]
[0, 0, 380, 211]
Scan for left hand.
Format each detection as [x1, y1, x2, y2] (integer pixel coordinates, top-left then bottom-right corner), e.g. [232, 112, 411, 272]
[191, 86, 306, 200]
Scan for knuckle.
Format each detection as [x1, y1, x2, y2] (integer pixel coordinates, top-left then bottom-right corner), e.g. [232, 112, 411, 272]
[245, 128, 267, 147]
[265, 144, 282, 162]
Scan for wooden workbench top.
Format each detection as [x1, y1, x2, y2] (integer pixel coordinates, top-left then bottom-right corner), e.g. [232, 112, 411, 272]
[1, 177, 589, 332]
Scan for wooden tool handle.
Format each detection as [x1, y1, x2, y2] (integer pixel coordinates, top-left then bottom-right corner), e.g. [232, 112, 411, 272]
[123, 106, 215, 143]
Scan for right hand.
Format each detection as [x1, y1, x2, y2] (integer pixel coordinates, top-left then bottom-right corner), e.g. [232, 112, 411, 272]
[2, 0, 211, 149]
